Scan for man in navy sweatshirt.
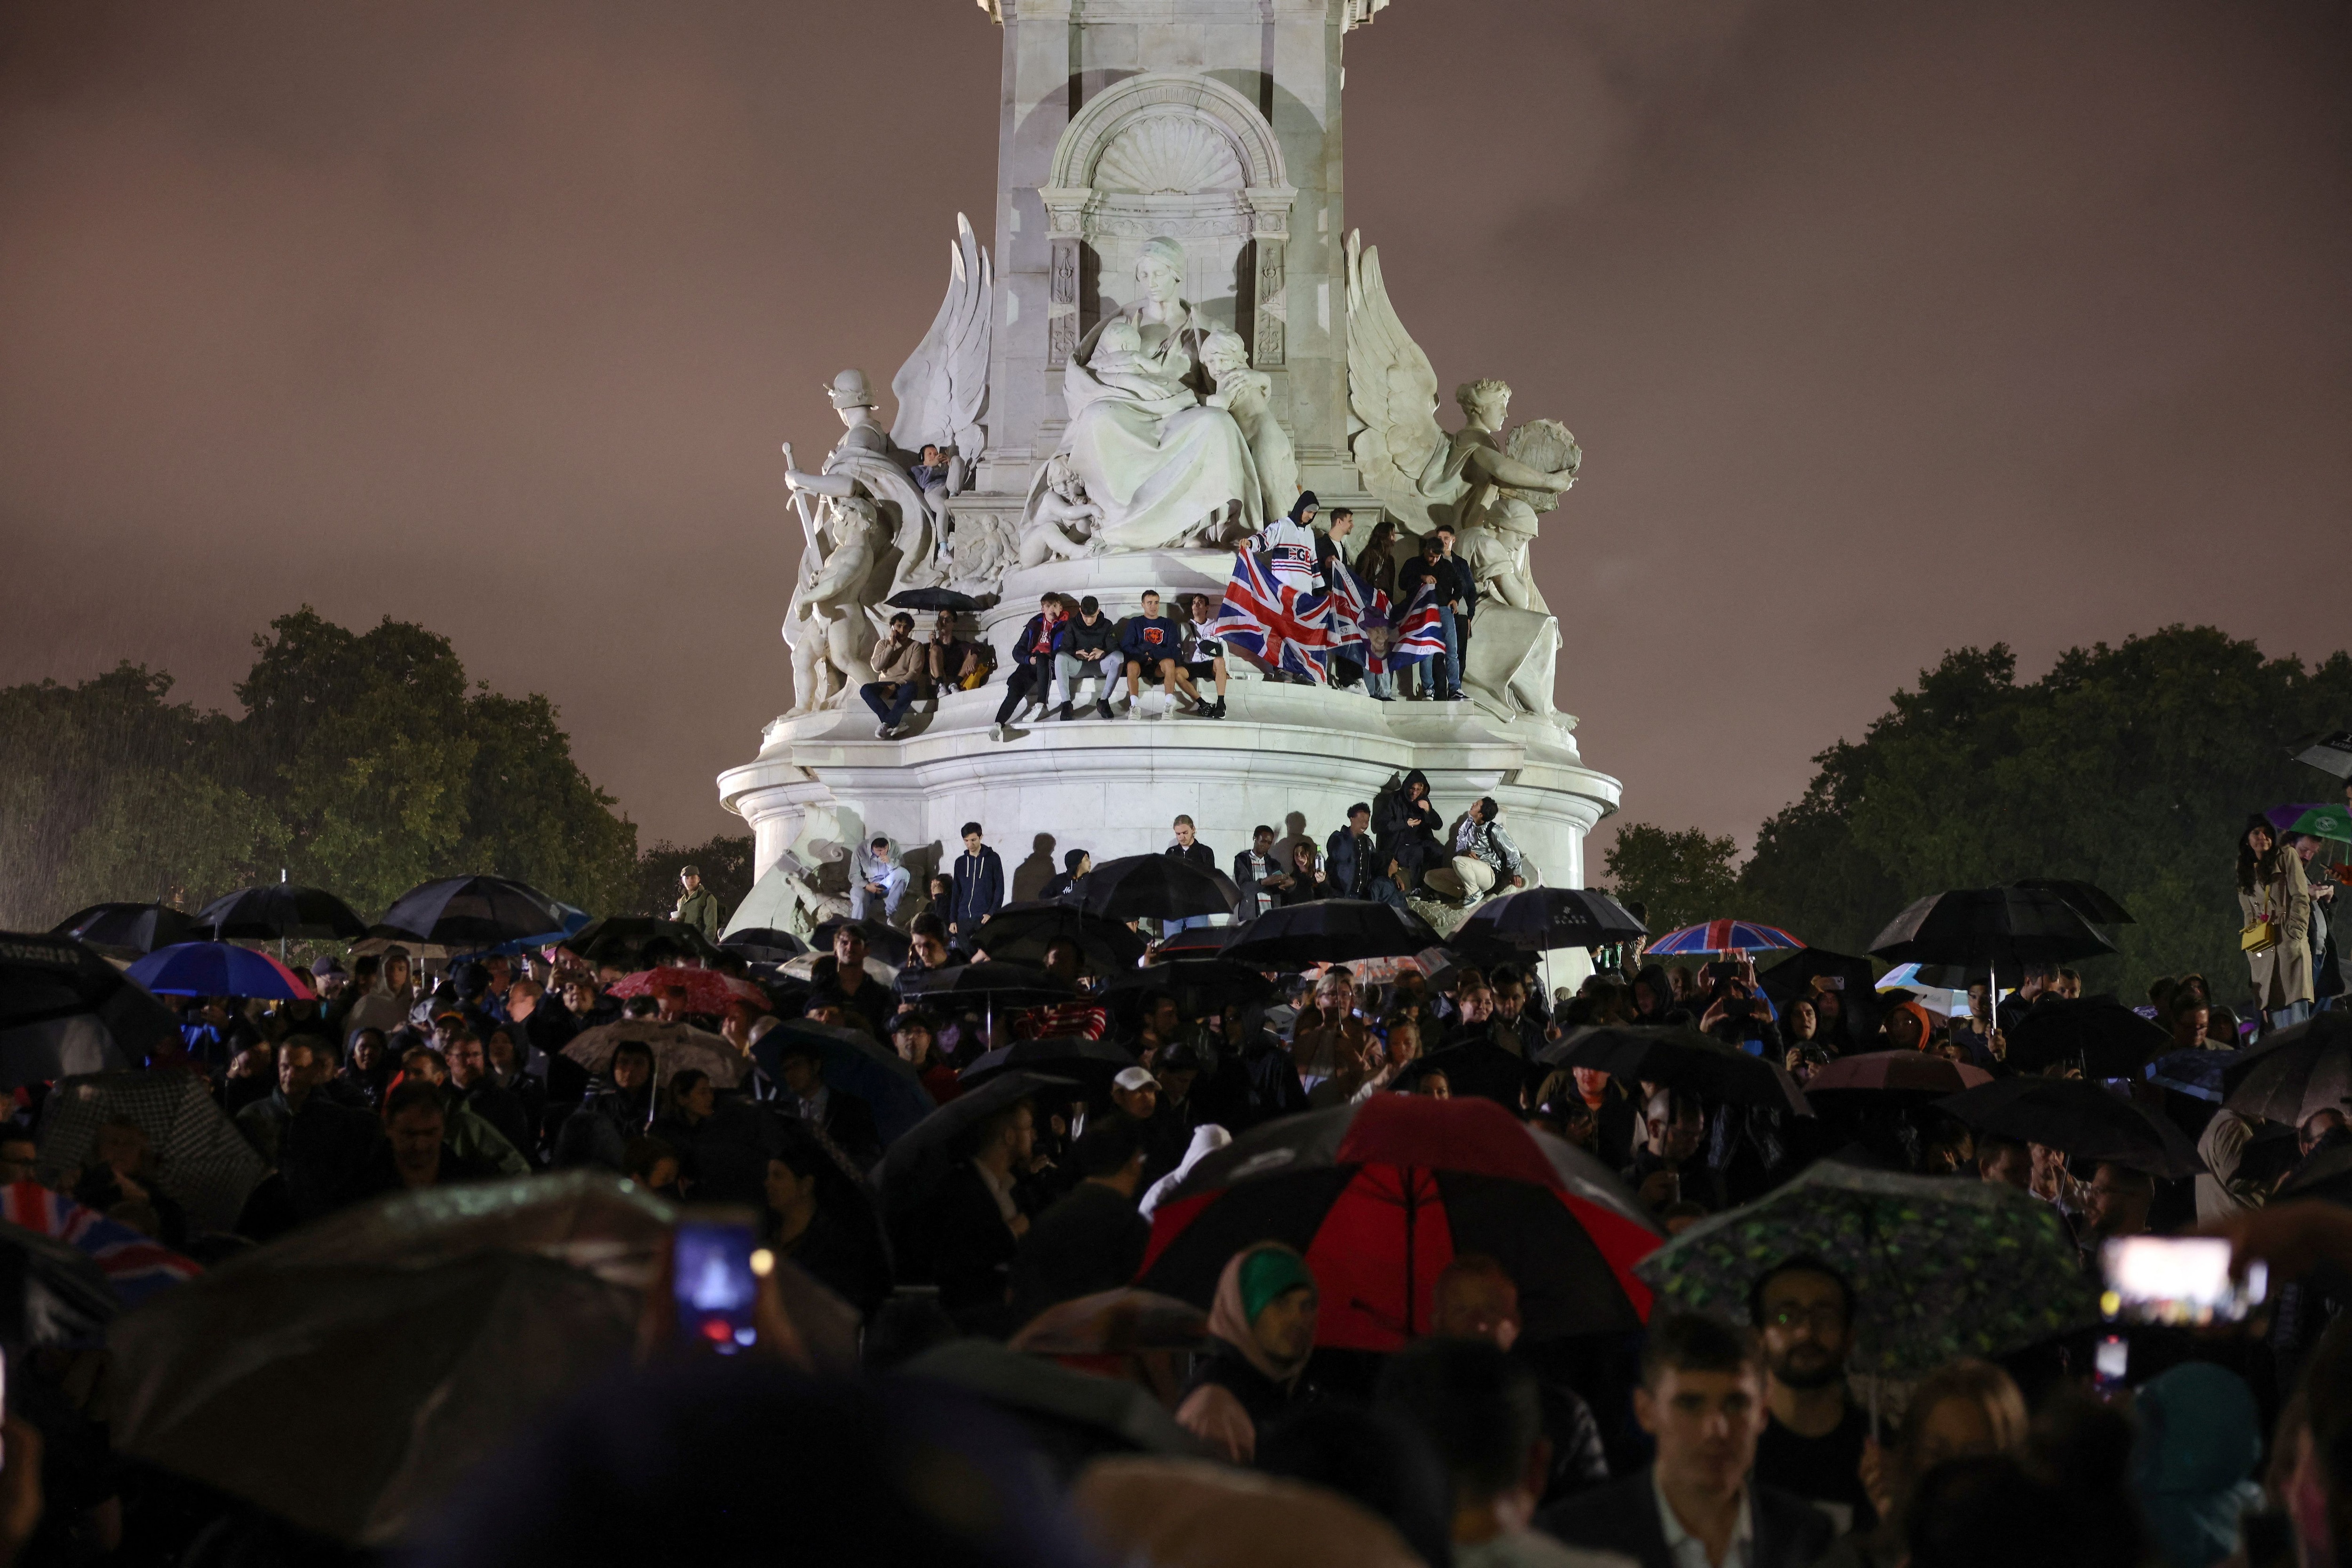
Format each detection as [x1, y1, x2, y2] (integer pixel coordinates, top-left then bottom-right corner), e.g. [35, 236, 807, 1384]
[949, 821, 1005, 941]
[1120, 589, 1186, 717]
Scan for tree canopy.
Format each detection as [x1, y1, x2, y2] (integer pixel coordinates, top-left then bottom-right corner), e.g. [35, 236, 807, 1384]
[1605, 625, 2352, 1001]
[1, 608, 644, 929]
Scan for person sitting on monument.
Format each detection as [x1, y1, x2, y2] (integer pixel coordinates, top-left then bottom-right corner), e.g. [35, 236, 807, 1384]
[850, 836, 909, 924]
[1377, 769, 1448, 892]
[926, 609, 989, 694]
[992, 592, 1070, 740]
[862, 611, 929, 740]
[1040, 848, 1090, 902]
[1121, 589, 1188, 716]
[1277, 841, 1332, 906]
[1054, 595, 1123, 721]
[1173, 592, 1231, 719]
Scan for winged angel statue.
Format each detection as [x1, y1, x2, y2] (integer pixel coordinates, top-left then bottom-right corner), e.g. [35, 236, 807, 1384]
[780, 215, 993, 712]
[1345, 230, 1582, 716]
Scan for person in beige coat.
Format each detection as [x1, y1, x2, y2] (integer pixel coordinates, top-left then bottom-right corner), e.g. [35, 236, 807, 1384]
[2238, 815, 2312, 1031]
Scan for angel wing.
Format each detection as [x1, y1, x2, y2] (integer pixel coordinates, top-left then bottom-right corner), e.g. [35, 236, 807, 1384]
[890, 212, 993, 463]
[1344, 230, 1454, 532]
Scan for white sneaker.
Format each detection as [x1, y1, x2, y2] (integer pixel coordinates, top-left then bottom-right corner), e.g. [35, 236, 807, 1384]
[990, 722, 1009, 742]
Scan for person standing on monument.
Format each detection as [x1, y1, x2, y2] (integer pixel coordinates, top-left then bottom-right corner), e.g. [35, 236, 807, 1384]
[675, 866, 721, 941]
[1434, 522, 1478, 703]
[1396, 533, 1454, 700]
[950, 822, 1005, 942]
[1167, 816, 1220, 934]
[1250, 493, 1326, 685]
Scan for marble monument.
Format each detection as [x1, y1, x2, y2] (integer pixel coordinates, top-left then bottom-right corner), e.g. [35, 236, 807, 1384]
[721, 0, 1620, 959]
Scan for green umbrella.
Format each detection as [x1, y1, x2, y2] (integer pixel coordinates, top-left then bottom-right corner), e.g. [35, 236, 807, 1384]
[1634, 1162, 2096, 1382]
[2268, 803, 2352, 843]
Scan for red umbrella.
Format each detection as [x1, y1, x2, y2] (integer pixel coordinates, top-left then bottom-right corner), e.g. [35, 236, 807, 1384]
[604, 969, 767, 1013]
[1806, 1051, 1991, 1095]
[1137, 1095, 1659, 1351]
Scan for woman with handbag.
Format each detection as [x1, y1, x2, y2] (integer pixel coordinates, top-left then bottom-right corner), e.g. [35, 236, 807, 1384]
[2238, 815, 2313, 1034]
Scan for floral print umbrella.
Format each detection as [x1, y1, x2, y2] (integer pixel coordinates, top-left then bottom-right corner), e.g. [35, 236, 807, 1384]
[1635, 1162, 2097, 1379]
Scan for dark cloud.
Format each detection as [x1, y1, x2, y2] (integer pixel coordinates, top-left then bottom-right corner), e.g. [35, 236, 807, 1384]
[2, 0, 2345, 858]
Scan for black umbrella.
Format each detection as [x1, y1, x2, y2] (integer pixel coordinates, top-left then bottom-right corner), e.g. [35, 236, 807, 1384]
[1935, 1078, 2204, 1178]
[1869, 886, 2116, 1011]
[2220, 1013, 2352, 1126]
[908, 962, 1074, 1003]
[1108, 958, 1275, 1015]
[886, 587, 982, 612]
[975, 901, 1147, 973]
[2010, 879, 2136, 926]
[561, 915, 723, 966]
[1537, 1024, 1813, 1116]
[869, 1070, 1079, 1204]
[1755, 947, 1884, 1049]
[2005, 996, 2170, 1078]
[1074, 855, 1240, 922]
[2292, 729, 2352, 781]
[718, 926, 808, 962]
[0, 1218, 119, 1348]
[48, 903, 200, 955]
[749, 1017, 936, 1146]
[958, 1035, 1138, 1094]
[1221, 899, 1442, 967]
[197, 883, 368, 942]
[0, 931, 165, 1083]
[810, 917, 912, 969]
[1456, 887, 1647, 952]
[375, 876, 570, 947]
[902, 1338, 1195, 1476]
[1154, 925, 1232, 957]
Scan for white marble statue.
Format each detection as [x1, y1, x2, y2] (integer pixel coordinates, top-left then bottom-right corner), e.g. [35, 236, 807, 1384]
[891, 214, 993, 551]
[1201, 328, 1297, 521]
[1024, 236, 1264, 553]
[782, 370, 945, 598]
[1343, 231, 1581, 537]
[780, 492, 888, 715]
[1019, 453, 1104, 566]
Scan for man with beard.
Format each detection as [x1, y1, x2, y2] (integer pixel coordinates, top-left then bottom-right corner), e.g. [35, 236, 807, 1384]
[1747, 1258, 1875, 1536]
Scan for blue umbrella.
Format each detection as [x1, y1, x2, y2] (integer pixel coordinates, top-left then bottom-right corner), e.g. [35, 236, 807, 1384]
[126, 943, 314, 1001]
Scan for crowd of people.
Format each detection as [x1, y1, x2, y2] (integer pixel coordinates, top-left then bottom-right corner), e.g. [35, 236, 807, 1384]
[3, 786, 2351, 1567]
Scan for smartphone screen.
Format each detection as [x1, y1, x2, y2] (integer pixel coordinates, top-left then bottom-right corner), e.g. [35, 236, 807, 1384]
[2093, 1333, 2128, 1392]
[674, 1217, 762, 1353]
[2101, 1235, 2266, 1326]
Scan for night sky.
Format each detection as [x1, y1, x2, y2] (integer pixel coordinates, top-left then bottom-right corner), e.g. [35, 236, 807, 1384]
[3, 0, 2346, 860]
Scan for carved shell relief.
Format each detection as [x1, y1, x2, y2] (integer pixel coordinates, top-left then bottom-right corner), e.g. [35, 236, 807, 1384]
[1093, 112, 1247, 196]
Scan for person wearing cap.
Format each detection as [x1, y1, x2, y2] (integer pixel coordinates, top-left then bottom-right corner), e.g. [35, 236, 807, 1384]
[1108, 1063, 1186, 1185]
[309, 955, 350, 1003]
[1176, 1242, 1322, 1462]
[1040, 848, 1091, 902]
[1154, 1041, 1205, 1130]
[675, 866, 721, 942]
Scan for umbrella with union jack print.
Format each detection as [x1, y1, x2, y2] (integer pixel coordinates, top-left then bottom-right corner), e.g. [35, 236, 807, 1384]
[1646, 918, 1806, 956]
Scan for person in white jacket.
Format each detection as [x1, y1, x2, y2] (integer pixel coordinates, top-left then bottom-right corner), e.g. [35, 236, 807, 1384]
[850, 836, 909, 924]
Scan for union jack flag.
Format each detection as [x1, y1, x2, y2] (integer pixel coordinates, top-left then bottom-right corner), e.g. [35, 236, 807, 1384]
[2, 1179, 201, 1307]
[1326, 559, 1374, 666]
[1391, 579, 1446, 662]
[1212, 547, 1334, 680]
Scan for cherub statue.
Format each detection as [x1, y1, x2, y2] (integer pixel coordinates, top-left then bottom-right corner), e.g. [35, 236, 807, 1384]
[781, 493, 887, 714]
[1019, 454, 1104, 567]
[1201, 328, 1297, 522]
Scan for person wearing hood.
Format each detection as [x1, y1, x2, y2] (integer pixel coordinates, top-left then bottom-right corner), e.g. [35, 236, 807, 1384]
[2131, 1362, 2264, 1568]
[1249, 492, 1327, 685]
[1629, 964, 1677, 1025]
[1176, 1241, 1322, 1462]
[1378, 770, 1447, 892]
[850, 835, 909, 924]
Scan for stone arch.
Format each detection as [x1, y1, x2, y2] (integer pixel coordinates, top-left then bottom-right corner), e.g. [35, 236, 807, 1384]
[1048, 72, 1289, 195]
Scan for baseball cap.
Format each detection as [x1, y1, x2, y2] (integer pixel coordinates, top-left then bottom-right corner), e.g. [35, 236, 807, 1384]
[680, 865, 702, 878]
[310, 955, 348, 978]
[1112, 1066, 1159, 1093]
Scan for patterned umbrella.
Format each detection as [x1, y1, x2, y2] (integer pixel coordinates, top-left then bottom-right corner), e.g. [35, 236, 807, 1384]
[562, 1020, 744, 1091]
[2263, 803, 2352, 843]
[605, 968, 769, 1014]
[1645, 919, 1804, 957]
[1636, 1162, 2098, 1379]
[34, 1070, 268, 1233]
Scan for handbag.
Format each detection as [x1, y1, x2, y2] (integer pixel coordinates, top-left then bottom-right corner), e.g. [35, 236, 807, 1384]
[2241, 920, 2280, 954]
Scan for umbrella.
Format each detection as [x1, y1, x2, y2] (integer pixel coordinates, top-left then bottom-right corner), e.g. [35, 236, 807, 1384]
[1139, 1094, 1661, 1349]
[901, 1338, 1196, 1466]
[776, 950, 898, 986]
[1538, 1025, 1814, 1116]
[1073, 1457, 1427, 1568]
[1636, 1163, 2097, 1380]
[1869, 887, 2116, 1015]
[127, 941, 314, 1001]
[1936, 1078, 2204, 1177]
[606, 968, 769, 1014]
[195, 883, 368, 942]
[1645, 919, 1804, 957]
[2278, 1141, 2352, 1205]
[1874, 964, 1970, 1019]
[2261, 803, 2352, 844]
[1075, 855, 1240, 923]
[719, 926, 808, 961]
[560, 915, 724, 967]
[35, 1070, 268, 1232]
[909, 962, 1075, 1038]
[975, 901, 1148, 972]
[2010, 878, 2137, 925]
[2146, 1050, 2239, 1104]
[749, 1018, 936, 1146]
[1009, 1287, 1209, 1356]
[1805, 1051, 1991, 1096]
[1109, 959, 1275, 1014]
[1155, 925, 1233, 958]
[48, 903, 200, 955]
[373, 876, 571, 947]
[2222, 1013, 2352, 1126]
[249, 1170, 674, 1285]
[886, 587, 982, 612]
[0, 1217, 121, 1348]
[869, 1071, 1078, 1202]
[1456, 887, 1647, 952]
[0, 930, 167, 1081]
[2292, 730, 2352, 781]
[2005, 996, 2171, 1078]
[1756, 948, 1884, 1042]
[959, 1035, 1139, 1094]
[1221, 899, 1443, 967]
[563, 1019, 745, 1090]
[810, 917, 914, 968]
[455, 900, 594, 958]
[110, 1249, 640, 1545]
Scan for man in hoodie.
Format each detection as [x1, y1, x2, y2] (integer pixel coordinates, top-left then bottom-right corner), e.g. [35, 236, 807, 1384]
[949, 822, 1005, 941]
[1378, 771, 1449, 893]
[1054, 595, 1123, 720]
[850, 836, 909, 923]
